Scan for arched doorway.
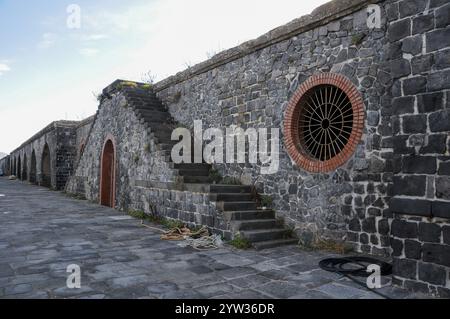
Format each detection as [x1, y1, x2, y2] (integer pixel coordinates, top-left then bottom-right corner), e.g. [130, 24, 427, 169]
[13, 158, 16, 176]
[17, 156, 22, 180]
[100, 139, 116, 208]
[41, 144, 51, 188]
[22, 154, 28, 181]
[30, 150, 37, 184]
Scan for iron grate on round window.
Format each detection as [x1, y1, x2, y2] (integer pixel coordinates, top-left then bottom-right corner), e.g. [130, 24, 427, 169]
[298, 84, 353, 162]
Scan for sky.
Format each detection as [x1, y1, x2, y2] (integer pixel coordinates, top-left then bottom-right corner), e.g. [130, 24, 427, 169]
[0, 0, 329, 153]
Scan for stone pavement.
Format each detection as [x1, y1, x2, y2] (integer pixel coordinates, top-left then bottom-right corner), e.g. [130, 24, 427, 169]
[0, 177, 420, 299]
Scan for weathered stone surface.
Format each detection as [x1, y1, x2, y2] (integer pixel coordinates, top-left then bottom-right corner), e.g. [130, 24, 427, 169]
[419, 263, 447, 286]
[412, 14, 435, 34]
[418, 223, 441, 243]
[388, 19, 411, 42]
[402, 115, 427, 134]
[422, 243, 450, 267]
[362, 217, 376, 233]
[392, 176, 427, 197]
[417, 92, 443, 113]
[429, 109, 450, 132]
[391, 219, 418, 239]
[434, 48, 450, 70]
[436, 176, 450, 199]
[402, 156, 437, 174]
[420, 134, 447, 154]
[392, 96, 414, 114]
[390, 58, 411, 79]
[443, 226, 450, 245]
[435, 3, 450, 28]
[405, 240, 422, 260]
[439, 162, 450, 176]
[401, 36, 423, 55]
[393, 258, 417, 280]
[426, 27, 450, 52]
[411, 54, 433, 75]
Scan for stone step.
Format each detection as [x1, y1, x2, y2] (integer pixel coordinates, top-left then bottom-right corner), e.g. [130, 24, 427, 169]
[223, 210, 275, 221]
[137, 109, 170, 117]
[182, 176, 211, 184]
[149, 123, 177, 134]
[232, 219, 281, 231]
[253, 238, 299, 250]
[177, 169, 210, 177]
[209, 193, 254, 202]
[133, 103, 167, 112]
[210, 185, 252, 194]
[220, 201, 257, 211]
[138, 112, 172, 123]
[156, 143, 176, 152]
[240, 228, 289, 243]
[124, 90, 158, 99]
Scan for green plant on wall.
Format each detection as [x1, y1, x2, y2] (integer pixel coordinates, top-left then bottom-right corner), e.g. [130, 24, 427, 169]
[141, 84, 153, 91]
[259, 194, 273, 209]
[133, 154, 140, 164]
[208, 168, 222, 184]
[221, 176, 241, 185]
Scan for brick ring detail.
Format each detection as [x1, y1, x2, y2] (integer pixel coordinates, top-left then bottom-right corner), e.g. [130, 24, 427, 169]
[284, 73, 365, 173]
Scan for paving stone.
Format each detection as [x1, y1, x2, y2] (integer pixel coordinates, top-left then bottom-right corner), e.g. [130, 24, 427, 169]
[314, 282, 368, 299]
[258, 281, 303, 298]
[4, 284, 33, 295]
[0, 178, 420, 299]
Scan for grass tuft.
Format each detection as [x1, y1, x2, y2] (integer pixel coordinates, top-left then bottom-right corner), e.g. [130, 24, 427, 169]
[229, 235, 252, 249]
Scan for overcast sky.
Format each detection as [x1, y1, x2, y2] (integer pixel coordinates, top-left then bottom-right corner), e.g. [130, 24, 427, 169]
[0, 0, 329, 153]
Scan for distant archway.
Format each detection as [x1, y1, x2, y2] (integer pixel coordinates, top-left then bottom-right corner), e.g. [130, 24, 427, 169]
[22, 154, 28, 181]
[17, 156, 22, 180]
[100, 138, 116, 208]
[30, 150, 37, 184]
[41, 144, 51, 188]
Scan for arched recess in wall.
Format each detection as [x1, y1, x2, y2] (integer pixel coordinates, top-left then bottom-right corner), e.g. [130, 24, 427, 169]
[13, 158, 16, 176]
[17, 156, 22, 180]
[41, 144, 51, 188]
[284, 73, 365, 173]
[30, 150, 37, 184]
[100, 137, 116, 208]
[22, 153, 28, 181]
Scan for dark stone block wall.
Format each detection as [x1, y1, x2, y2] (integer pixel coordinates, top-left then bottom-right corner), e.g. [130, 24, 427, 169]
[385, 0, 450, 296]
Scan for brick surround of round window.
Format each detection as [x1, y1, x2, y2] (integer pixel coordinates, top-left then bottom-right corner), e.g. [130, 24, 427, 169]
[284, 73, 365, 173]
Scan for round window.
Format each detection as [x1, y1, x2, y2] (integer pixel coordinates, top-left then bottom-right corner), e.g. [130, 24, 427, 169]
[284, 73, 365, 173]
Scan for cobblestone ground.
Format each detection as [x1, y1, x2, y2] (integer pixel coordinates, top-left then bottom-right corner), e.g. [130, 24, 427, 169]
[0, 177, 421, 299]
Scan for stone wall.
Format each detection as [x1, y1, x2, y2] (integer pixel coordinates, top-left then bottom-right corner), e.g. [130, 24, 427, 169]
[9, 121, 78, 190]
[66, 89, 233, 237]
[155, 0, 392, 253]
[151, 0, 450, 295]
[0, 156, 10, 176]
[385, 0, 450, 296]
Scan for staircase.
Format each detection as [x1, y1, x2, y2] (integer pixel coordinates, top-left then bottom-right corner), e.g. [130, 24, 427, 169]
[120, 83, 297, 249]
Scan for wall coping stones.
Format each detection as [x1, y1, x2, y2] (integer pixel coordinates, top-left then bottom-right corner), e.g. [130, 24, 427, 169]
[76, 115, 95, 128]
[152, 0, 381, 92]
[11, 120, 79, 155]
